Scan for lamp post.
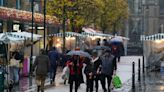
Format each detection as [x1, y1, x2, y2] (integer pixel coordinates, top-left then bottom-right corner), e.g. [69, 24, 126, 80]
[43, 0, 46, 49]
[30, 0, 34, 74]
[62, 5, 66, 53]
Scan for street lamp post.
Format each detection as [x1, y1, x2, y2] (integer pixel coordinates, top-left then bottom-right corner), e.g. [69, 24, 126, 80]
[43, 0, 46, 49]
[30, 0, 34, 74]
[62, 5, 66, 53]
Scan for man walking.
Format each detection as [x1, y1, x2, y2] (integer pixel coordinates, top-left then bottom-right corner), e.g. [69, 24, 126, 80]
[32, 49, 50, 92]
[100, 50, 115, 92]
[48, 47, 59, 85]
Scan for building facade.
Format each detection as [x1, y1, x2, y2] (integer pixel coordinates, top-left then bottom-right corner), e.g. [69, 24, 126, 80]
[0, 0, 59, 56]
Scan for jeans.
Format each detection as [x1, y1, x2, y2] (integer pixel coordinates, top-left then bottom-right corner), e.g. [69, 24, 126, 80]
[10, 66, 19, 83]
[49, 65, 57, 82]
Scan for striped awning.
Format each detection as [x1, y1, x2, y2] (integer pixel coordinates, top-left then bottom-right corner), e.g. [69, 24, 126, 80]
[81, 32, 113, 37]
[140, 33, 164, 41]
[48, 32, 84, 37]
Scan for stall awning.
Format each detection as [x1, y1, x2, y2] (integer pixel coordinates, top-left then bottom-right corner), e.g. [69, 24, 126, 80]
[0, 32, 24, 44]
[11, 32, 42, 40]
[0, 32, 42, 44]
[82, 27, 112, 37]
[140, 33, 164, 41]
[48, 32, 84, 37]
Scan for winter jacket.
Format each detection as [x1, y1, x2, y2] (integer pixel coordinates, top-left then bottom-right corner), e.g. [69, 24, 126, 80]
[101, 53, 114, 75]
[84, 62, 94, 78]
[33, 54, 50, 76]
[48, 50, 59, 67]
[93, 57, 102, 75]
[67, 60, 83, 75]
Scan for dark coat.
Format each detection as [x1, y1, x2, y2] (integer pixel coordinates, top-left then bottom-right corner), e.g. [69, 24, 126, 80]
[93, 57, 102, 75]
[101, 53, 114, 76]
[48, 50, 59, 67]
[33, 54, 50, 76]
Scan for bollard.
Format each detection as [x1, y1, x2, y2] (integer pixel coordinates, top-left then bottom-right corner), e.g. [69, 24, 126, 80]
[142, 56, 145, 73]
[132, 62, 135, 89]
[138, 59, 141, 82]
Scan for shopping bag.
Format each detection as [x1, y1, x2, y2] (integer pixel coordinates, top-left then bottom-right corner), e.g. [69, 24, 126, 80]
[61, 66, 69, 80]
[112, 75, 122, 88]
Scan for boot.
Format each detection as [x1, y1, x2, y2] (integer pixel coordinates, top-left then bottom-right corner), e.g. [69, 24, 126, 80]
[37, 86, 40, 92]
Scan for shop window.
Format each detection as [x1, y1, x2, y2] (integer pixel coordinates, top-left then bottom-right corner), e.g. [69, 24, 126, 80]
[16, 0, 21, 9]
[159, 0, 164, 14]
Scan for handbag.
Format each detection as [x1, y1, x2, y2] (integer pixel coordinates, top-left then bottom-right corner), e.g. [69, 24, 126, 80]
[9, 58, 20, 68]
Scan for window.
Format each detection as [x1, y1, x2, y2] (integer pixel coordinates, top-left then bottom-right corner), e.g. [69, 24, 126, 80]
[159, 0, 164, 14]
[0, 0, 4, 6]
[16, 0, 20, 9]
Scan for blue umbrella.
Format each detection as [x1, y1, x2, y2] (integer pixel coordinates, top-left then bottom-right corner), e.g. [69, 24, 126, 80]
[67, 50, 91, 59]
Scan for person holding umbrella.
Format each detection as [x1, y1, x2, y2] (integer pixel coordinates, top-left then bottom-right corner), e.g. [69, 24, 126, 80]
[66, 48, 91, 92]
[67, 55, 83, 92]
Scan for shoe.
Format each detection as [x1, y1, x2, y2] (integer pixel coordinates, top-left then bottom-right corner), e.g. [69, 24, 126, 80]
[50, 79, 53, 84]
[37, 86, 40, 92]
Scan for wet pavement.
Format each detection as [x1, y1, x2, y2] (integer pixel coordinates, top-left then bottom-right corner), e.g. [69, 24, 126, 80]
[131, 71, 164, 92]
[6, 56, 164, 92]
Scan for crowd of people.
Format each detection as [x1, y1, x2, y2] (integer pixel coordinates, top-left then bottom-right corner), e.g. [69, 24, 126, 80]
[31, 39, 124, 92]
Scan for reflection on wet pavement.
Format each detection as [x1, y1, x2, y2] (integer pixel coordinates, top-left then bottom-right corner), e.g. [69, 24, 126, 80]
[132, 72, 164, 92]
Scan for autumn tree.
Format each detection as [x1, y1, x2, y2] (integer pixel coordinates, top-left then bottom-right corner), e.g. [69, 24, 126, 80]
[46, 0, 129, 33]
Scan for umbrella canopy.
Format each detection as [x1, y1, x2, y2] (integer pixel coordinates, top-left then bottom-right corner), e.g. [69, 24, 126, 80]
[67, 50, 91, 59]
[93, 46, 111, 50]
[110, 36, 123, 43]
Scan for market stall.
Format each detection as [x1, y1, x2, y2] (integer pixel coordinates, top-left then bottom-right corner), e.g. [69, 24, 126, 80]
[81, 27, 113, 49]
[48, 32, 85, 52]
[0, 32, 42, 77]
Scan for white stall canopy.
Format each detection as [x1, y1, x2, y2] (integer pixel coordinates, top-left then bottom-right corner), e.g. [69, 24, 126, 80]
[0, 32, 42, 44]
[82, 27, 112, 38]
[48, 32, 84, 37]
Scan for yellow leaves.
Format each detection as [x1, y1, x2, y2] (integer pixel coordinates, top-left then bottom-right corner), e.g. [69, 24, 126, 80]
[46, 0, 129, 32]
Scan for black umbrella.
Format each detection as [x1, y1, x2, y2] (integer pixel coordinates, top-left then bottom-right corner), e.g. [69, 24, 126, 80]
[93, 45, 111, 50]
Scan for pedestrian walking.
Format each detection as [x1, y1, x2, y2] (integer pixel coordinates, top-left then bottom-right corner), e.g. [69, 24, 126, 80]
[67, 55, 83, 92]
[100, 50, 115, 92]
[48, 47, 59, 85]
[92, 52, 103, 92]
[84, 57, 94, 92]
[111, 45, 118, 70]
[9, 51, 20, 85]
[61, 63, 69, 85]
[32, 49, 50, 92]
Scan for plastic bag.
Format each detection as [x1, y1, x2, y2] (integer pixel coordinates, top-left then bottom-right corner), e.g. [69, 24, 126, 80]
[112, 75, 122, 88]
